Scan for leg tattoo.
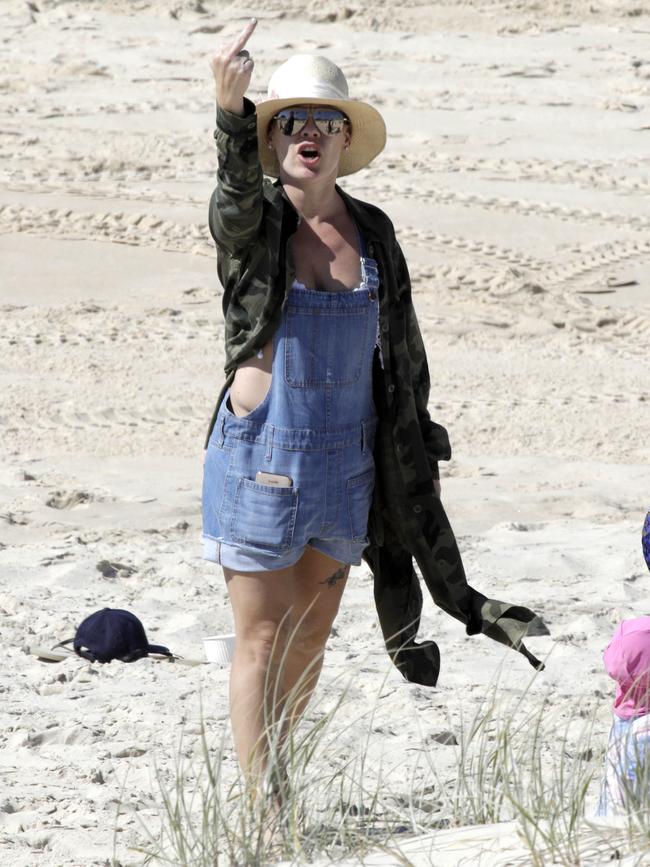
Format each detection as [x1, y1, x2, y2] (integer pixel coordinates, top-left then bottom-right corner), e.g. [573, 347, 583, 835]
[320, 566, 346, 588]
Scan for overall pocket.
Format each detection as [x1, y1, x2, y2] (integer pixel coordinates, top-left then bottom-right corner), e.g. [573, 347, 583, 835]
[202, 436, 235, 536]
[228, 477, 299, 553]
[284, 303, 369, 388]
[346, 467, 375, 542]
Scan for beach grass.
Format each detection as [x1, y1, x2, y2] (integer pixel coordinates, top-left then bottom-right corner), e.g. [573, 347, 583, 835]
[122, 658, 650, 867]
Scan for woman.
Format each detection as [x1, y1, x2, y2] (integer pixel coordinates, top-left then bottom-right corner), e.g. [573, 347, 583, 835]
[204, 19, 546, 780]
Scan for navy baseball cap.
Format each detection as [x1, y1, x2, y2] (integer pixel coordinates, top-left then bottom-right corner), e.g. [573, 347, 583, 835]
[59, 608, 173, 663]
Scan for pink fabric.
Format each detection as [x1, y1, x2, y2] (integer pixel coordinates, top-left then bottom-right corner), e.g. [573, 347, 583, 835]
[604, 617, 650, 720]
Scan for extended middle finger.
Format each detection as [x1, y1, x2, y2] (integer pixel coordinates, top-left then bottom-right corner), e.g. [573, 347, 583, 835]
[228, 18, 257, 58]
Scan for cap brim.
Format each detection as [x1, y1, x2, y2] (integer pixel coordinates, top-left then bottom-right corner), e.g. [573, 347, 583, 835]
[29, 645, 76, 663]
[147, 643, 172, 657]
[257, 97, 386, 178]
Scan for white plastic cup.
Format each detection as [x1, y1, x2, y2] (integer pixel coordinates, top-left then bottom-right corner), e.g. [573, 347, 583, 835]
[203, 634, 236, 665]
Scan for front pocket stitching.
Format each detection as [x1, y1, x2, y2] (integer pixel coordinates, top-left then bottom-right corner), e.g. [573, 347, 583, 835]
[215, 442, 237, 525]
[285, 309, 369, 388]
[348, 468, 374, 489]
[346, 468, 374, 541]
[230, 478, 299, 551]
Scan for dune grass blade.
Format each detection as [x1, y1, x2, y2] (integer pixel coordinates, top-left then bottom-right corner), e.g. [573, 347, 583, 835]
[121, 645, 650, 866]
[130, 645, 413, 865]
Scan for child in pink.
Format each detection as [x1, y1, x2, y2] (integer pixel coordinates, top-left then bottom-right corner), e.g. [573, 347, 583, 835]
[597, 616, 650, 816]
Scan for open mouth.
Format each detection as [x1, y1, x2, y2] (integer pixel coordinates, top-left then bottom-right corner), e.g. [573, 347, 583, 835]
[297, 144, 320, 164]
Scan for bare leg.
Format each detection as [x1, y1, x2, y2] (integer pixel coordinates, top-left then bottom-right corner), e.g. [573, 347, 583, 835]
[224, 562, 294, 778]
[281, 548, 349, 723]
[224, 547, 348, 779]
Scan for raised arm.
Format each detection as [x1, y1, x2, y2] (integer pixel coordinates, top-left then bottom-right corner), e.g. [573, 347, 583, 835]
[208, 19, 264, 257]
[210, 17, 257, 116]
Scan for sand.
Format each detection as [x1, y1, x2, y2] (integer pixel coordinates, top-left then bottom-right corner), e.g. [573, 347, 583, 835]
[1, 0, 649, 863]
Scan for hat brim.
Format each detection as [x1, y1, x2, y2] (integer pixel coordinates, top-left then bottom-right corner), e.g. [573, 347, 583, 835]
[28, 644, 208, 666]
[147, 642, 172, 657]
[257, 97, 386, 178]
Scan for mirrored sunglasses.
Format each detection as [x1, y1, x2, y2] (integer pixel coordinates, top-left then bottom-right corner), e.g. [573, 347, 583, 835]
[272, 106, 349, 137]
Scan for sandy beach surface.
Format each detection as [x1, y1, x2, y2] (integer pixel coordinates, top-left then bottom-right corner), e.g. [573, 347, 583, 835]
[2, 0, 650, 864]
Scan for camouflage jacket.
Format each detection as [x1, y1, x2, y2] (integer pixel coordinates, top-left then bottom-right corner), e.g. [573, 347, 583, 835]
[207, 100, 548, 684]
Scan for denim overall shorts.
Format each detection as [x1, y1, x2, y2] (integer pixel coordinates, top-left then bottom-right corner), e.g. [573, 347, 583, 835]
[202, 237, 380, 572]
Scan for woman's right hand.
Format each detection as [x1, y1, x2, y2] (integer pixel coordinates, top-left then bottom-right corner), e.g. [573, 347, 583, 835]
[210, 18, 257, 117]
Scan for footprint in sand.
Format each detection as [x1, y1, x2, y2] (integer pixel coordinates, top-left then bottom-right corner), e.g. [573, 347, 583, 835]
[96, 560, 137, 578]
[24, 726, 99, 747]
[45, 490, 94, 509]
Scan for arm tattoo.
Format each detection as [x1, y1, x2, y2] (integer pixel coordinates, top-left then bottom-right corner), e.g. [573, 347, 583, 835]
[320, 566, 346, 588]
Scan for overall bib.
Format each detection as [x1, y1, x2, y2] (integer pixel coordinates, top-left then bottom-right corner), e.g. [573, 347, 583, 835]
[202, 242, 380, 571]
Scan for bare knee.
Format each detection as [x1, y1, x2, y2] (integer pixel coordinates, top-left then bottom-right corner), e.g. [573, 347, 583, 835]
[289, 615, 333, 657]
[236, 619, 289, 670]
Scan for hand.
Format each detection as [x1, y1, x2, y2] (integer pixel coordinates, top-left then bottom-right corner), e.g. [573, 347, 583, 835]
[210, 18, 257, 116]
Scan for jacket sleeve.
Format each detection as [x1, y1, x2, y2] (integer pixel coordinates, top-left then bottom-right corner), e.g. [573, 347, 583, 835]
[208, 97, 264, 257]
[392, 236, 451, 479]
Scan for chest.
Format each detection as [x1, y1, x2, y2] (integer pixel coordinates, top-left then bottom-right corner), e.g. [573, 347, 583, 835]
[290, 215, 362, 292]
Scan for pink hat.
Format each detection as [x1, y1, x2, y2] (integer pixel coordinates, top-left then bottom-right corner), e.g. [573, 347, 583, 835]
[604, 616, 650, 720]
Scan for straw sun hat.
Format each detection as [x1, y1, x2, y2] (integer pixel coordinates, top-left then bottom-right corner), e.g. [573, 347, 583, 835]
[256, 55, 386, 177]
